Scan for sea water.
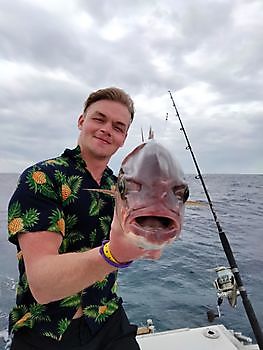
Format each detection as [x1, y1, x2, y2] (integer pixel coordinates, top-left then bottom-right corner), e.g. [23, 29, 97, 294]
[0, 173, 262, 348]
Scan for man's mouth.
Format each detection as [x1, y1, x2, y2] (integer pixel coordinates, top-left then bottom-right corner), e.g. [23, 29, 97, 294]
[95, 136, 111, 145]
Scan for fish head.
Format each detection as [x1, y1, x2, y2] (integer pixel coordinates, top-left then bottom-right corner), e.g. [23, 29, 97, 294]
[115, 140, 189, 250]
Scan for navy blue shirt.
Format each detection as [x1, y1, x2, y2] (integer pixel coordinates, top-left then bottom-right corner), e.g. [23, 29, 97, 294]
[8, 146, 121, 341]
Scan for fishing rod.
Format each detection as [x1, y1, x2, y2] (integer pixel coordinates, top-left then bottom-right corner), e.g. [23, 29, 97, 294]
[168, 90, 263, 349]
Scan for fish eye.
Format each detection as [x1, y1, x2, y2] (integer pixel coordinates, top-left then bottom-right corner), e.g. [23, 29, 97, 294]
[183, 186, 189, 203]
[126, 180, 141, 192]
[117, 177, 127, 199]
[173, 185, 189, 203]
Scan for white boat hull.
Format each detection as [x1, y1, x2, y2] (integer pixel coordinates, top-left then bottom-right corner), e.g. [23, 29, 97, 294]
[137, 324, 259, 350]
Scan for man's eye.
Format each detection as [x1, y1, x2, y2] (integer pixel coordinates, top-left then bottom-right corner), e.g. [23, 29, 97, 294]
[113, 125, 125, 133]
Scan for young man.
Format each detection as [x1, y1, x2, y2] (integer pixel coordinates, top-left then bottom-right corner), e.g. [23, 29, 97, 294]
[7, 87, 157, 349]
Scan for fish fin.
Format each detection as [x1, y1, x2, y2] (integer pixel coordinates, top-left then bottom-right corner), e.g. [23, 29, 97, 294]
[148, 126, 154, 139]
[85, 186, 116, 197]
[186, 200, 207, 206]
[141, 127, 145, 142]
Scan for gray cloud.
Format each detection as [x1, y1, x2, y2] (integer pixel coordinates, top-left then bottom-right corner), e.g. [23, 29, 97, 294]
[1, 0, 263, 174]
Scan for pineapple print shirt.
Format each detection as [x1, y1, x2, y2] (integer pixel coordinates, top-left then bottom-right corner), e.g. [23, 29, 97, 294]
[8, 146, 121, 341]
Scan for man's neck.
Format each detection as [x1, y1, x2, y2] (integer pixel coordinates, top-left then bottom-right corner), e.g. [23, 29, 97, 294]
[79, 147, 109, 185]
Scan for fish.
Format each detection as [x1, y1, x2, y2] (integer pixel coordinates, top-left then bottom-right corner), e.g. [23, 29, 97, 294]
[89, 139, 189, 250]
[114, 139, 189, 249]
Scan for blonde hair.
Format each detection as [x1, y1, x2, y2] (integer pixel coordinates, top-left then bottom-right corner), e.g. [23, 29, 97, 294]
[83, 87, 135, 122]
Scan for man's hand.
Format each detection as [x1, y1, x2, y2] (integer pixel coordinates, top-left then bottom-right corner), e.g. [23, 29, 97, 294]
[109, 209, 163, 263]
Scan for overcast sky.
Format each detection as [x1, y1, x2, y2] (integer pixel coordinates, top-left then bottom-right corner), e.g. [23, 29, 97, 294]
[1, 0, 263, 174]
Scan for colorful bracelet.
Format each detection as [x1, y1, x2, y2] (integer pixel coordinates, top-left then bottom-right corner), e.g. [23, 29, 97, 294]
[99, 240, 133, 269]
[103, 241, 119, 263]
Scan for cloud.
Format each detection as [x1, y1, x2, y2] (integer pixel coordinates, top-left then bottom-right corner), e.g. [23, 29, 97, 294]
[1, 0, 263, 174]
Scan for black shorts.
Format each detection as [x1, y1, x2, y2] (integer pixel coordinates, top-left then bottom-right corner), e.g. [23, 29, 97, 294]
[10, 306, 140, 350]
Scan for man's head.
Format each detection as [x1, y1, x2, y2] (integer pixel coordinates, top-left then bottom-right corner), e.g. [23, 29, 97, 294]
[78, 87, 134, 162]
[83, 87, 134, 123]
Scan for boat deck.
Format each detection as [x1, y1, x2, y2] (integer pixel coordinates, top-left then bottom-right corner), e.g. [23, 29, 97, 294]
[137, 324, 259, 350]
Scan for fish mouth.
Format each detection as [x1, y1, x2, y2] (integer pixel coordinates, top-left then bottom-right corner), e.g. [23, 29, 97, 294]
[126, 213, 181, 249]
[134, 216, 175, 231]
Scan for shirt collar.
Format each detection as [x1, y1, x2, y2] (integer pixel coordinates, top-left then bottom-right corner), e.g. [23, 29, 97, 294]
[62, 146, 115, 182]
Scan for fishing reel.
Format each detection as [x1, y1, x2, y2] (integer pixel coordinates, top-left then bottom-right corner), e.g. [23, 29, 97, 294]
[207, 266, 240, 322]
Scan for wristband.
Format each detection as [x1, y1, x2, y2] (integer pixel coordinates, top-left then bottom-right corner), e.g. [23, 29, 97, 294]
[99, 240, 133, 268]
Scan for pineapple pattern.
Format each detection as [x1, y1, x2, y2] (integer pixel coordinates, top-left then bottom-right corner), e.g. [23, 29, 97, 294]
[8, 146, 120, 341]
[8, 201, 40, 235]
[83, 297, 119, 323]
[10, 303, 50, 331]
[61, 184, 71, 200]
[32, 170, 46, 184]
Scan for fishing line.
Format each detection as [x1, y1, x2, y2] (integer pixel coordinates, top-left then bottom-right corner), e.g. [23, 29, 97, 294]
[168, 90, 263, 349]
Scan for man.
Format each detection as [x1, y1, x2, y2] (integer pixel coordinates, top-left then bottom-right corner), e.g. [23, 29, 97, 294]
[7, 87, 159, 350]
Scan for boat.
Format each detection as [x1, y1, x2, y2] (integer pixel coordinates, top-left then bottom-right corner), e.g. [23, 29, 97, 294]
[0, 323, 259, 350]
[134, 265, 259, 349]
[137, 322, 259, 349]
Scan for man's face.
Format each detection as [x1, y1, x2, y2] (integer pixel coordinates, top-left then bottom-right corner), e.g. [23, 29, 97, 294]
[78, 100, 131, 160]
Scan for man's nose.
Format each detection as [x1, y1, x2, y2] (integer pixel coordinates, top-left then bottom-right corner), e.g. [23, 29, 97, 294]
[99, 122, 112, 135]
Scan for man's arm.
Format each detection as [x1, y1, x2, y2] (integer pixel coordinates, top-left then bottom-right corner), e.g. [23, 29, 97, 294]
[19, 210, 162, 305]
[18, 231, 116, 305]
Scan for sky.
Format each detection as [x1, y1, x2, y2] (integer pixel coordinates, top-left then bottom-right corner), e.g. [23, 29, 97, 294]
[1, 0, 263, 175]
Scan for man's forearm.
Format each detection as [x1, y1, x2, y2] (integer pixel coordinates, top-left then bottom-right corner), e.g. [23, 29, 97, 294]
[25, 248, 116, 304]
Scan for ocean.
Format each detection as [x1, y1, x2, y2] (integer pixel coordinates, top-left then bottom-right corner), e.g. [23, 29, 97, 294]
[0, 173, 262, 348]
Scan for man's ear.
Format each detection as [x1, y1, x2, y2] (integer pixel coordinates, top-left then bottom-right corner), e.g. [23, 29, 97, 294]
[78, 114, 84, 130]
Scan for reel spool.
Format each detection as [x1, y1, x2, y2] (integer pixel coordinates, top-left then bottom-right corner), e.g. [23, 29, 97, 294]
[207, 266, 240, 322]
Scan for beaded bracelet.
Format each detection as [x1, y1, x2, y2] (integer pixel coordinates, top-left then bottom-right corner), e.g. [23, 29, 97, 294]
[99, 240, 133, 269]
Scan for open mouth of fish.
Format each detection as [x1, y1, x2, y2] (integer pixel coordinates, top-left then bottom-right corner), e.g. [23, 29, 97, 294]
[126, 214, 181, 250]
[134, 216, 176, 231]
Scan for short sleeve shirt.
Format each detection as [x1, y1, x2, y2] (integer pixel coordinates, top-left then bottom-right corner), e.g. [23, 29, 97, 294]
[7, 146, 121, 341]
